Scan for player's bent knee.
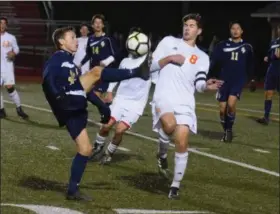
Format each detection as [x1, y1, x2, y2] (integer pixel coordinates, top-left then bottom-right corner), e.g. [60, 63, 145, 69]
[162, 122, 176, 135]
[115, 122, 129, 135]
[265, 90, 274, 99]
[90, 66, 103, 78]
[75, 129, 92, 157]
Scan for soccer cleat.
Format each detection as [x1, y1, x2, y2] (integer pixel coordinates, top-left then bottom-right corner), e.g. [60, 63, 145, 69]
[16, 106, 29, 119]
[225, 129, 233, 143]
[221, 132, 226, 142]
[90, 142, 104, 160]
[256, 117, 269, 125]
[99, 152, 113, 165]
[0, 108, 7, 119]
[66, 190, 93, 201]
[157, 154, 170, 179]
[168, 187, 180, 199]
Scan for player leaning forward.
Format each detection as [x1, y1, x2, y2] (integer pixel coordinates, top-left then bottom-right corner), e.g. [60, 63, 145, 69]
[150, 14, 223, 199]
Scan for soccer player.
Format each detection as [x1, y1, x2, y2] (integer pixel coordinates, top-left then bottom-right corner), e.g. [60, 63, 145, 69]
[42, 26, 149, 201]
[78, 14, 117, 100]
[210, 21, 255, 142]
[150, 14, 223, 199]
[92, 31, 152, 164]
[73, 23, 90, 75]
[257, 25, 280, 125]
[0, 17, 28, 119]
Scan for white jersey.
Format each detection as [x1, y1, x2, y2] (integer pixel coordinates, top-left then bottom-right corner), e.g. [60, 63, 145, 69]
[151, 36, 210, 110]
[74, 37, 89, 74]
[1, 32, 19, 74]
[107, 55, 152, 115]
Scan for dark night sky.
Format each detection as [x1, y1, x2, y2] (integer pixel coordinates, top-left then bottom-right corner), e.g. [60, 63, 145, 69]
[52, 1, 275, 78]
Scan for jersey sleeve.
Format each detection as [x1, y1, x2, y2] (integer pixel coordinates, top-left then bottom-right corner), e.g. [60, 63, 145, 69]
[150, 36, 170, 72]
[195, 55, 210, 93]
[11, 35, 19, 55]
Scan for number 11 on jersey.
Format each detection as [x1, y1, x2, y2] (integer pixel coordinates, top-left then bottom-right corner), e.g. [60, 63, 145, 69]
[231, 51, 238, 61]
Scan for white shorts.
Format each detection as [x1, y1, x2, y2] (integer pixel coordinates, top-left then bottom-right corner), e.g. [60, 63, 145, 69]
[1, 71, 15, 86]
[151, 100, 197, 134]
[110, 101, 140, 129]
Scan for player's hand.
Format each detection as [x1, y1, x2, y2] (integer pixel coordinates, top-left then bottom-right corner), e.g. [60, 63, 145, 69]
[6, 51, 16, 61]
[206, 78, 224, 91]
[264, 56, 269, 62]
[249, 79, 257, 92]
[104, 92, 113, 103]
[170, 54, 186, 66]
[275, 48, 280, 59]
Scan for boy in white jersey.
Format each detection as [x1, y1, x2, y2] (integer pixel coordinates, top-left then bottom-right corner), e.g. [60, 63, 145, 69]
[0, 17, 28, 119]
[73, 24, 90, 74]
[150, 14, 223, 199]
[91, 31, 152, 164]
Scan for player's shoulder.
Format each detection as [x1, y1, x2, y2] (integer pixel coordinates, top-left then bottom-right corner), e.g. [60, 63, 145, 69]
[5, 32, 16, 39]
[160, 35, 177, 44]
[242, 41, 253, 50]
[195, 47, 209, 62]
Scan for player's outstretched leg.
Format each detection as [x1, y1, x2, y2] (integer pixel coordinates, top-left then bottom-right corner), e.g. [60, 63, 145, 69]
[100, 121, 129, 165]
[90, 118, 116, 160]
[6, 86, 28, 119]
[169, 125, 190, 200]
[257, 90, 273, 125]
[66, 128, 93, 201]
[225, 95, 238, 142]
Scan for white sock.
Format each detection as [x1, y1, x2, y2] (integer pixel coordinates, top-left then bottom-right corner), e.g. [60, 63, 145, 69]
[158, 128, 170, 159]
[171, 152, 189, 189]
[95, 133, 106, 145]
[107, 142, 118, 155]
[0, 89, 4, 109]
[8, 90, 21, 107]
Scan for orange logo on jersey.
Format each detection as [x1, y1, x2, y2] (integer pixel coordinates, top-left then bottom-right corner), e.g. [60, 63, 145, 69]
[2, 41, 11, 47]
[189, 54, 198, 64]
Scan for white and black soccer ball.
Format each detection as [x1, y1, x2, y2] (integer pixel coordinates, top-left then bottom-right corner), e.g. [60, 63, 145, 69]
[126, 32, 150, 57]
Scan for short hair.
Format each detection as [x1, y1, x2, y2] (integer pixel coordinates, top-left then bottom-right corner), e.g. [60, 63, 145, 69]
[182, 13, 202, 28]
[229, 21, 243, 30]
[91, 14, 105, 24]
[80, 23, 89, 29]
[52, 26, 75, 49]
[0, 17, 8, 24]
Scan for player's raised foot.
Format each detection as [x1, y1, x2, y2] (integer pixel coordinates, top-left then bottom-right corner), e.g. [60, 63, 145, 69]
[157, 154, 170, 179]
[16, 106, 29, 119]
[135, 53, 150, 81]
[99, 152, 113, 165]
[220, 132, 226, 142]
[225, 129, 233, 143]
[168, 187, 180, 200]
[90, 142, 104, 160]
[0, 108, 7, 119]
[66, 190, 93, 201]
[256, 117, 269, 125]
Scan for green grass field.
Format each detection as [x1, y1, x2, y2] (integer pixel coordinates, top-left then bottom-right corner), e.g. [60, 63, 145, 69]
[1, 83, 279, 214]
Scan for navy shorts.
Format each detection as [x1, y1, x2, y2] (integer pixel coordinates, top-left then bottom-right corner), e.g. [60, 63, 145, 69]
[65, 110, 88, 140]
[216, 82, 244, 102]
[93, 82, 109, 93]
[264, 70, 279, 92]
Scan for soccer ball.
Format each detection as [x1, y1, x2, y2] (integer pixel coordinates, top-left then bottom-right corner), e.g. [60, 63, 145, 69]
[126, 32, 150, 57]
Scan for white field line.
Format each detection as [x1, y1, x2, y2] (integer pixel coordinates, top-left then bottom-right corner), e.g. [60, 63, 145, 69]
[114, 209, 212, 214]
[4, 100, 280, 177]
[46, 145, 60, 151]
[253, 148, 271, 154]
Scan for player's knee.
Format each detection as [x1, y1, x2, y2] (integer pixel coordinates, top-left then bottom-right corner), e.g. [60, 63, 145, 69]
[162, 122, 176, 135]
[265, 90, 274, 99]
[78, 143, 92, 157]
[100, 125, 111, 136]
[90, 66, 103, 79]
[227, 105, 235, 114]
[115, 123, 129, 135]
[6, 86, 15, 93]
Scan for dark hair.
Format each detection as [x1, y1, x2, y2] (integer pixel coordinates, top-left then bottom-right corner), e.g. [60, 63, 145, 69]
[80, 23, 89, 29]
[182, 13, 202, 28]
[91, 14, 105, 24]
[52, 26, 75, 49]
[0, 17, 8, 24]
[229, 21, 243, 30]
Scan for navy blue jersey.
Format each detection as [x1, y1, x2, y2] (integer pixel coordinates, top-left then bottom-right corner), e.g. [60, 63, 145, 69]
[210, 39, 254, 83]
[81, 34, 117, 68]
[42, 50, 87, 126]
[267, 38, 280, 73]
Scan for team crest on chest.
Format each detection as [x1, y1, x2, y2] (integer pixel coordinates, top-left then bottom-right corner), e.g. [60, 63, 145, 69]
[241, 47, 246, 53]
[101, 41, 105, 47]
[2, 41, 11, 47]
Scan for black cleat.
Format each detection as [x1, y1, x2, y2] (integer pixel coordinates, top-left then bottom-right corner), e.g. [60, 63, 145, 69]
[168, 187, 180, 199]
[16, 106, 29, 119]
[157, 154, 170, 179]
[99, 151, 113, 165]
[90, 142, 104, 160]
[225, 129, 233, 143]
[0, 108, 7, 119]
[221, 132, 226, 142]
[66, 190, 93, 201]
[256, 117, 269, 125]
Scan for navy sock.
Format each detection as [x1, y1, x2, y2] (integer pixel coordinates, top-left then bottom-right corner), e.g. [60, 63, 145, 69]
[264, 100, 272, 120]
[220, 115, 226, 131]
[226, 112, 235, 131]
[101, 68, 138, 82]
[68, 153, 88, 195]
[87, 89, 106, 110]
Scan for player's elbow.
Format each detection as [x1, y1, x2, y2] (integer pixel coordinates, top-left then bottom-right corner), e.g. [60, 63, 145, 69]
[195, 81, 207, 93]
[150, 60, 161, 73]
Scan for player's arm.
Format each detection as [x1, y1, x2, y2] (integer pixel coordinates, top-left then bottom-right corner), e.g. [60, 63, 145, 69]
[7, 36, 19, 61]
[80, 38, 91, 66]
[100, 37, 118, 67]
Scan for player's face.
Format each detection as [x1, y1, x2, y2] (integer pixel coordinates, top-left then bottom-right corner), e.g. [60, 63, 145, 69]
[60, 31, 78, 53]
[80, 26, 89, 37]
[230, 24, 243, 39]
[92, 18, 104, 33]
[0, 19, 7, 33]
[182, 19, 202, 41]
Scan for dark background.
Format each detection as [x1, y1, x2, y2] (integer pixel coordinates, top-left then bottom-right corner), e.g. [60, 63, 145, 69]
[51, 1, 275, 80]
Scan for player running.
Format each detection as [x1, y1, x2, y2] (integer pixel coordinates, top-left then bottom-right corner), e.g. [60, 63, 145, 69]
[257, 25, 280, 125]
[0, 17, 28, 119]
[210, 21, 255, 142]
[150, 14, 223, 199]
[92, 29, 152, 164]
[42, 26, 149, 201]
